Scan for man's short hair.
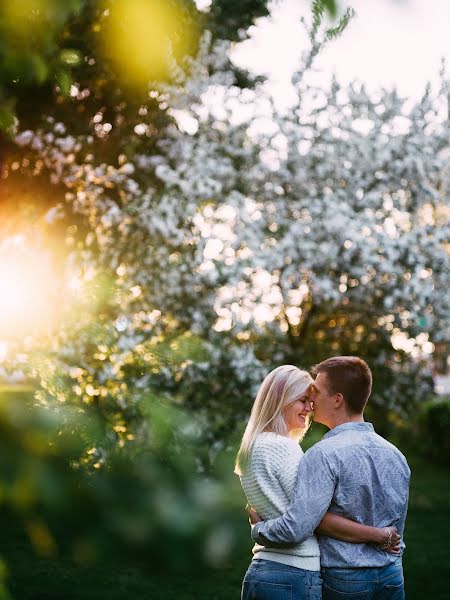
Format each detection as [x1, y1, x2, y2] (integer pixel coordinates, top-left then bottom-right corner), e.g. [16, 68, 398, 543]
[312, 356, 372, 414]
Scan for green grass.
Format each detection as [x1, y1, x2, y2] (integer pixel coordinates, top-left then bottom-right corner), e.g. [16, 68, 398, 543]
[402, 453, 450, 599]
[0, 397, 448, 599]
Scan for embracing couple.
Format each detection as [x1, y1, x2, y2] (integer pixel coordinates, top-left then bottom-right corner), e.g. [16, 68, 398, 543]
[235, 356, 410, 600]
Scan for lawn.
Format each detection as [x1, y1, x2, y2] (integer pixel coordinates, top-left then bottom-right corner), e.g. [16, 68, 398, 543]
[0, 394, 448, 599]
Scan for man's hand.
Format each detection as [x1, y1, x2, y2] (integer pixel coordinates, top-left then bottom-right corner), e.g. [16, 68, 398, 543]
[379, 526, 401, 554]
[246, 504, 263, 526]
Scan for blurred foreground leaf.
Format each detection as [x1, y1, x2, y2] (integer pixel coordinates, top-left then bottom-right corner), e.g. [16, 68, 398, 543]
[0, 386, 243, 574]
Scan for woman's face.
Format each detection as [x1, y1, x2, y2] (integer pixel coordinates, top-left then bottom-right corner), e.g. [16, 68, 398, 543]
[283, 388, 313, 431]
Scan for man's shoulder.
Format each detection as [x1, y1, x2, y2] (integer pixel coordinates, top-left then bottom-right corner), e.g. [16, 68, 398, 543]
[370, 433, 410, 468]
[304, 429, 409, 468]
[302, 437, 336, 463]
[304, 430, 347, 455]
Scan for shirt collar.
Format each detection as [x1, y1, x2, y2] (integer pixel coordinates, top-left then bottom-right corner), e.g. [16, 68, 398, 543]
[323, 421, 374, 440]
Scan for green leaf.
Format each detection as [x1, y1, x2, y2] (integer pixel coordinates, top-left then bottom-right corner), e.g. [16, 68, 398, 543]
[59, 49, 82, 66]
[0, 99, 17, 137]
[30, 54, 48, 85]
[418, 316, 427, 329]
[325, 7, 355, 41]
[55, 68, 72, 96]
[323, 0, 338, 17]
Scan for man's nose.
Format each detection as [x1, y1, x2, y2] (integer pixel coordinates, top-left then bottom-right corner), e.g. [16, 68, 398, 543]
[305, 399, 313, 412]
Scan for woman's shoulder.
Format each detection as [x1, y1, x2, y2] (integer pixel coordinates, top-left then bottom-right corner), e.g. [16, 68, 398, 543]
[243, 433, 303, 478]
[254, 432, 303, 456]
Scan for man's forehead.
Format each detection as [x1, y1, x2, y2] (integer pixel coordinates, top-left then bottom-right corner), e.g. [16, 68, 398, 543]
[313, 372, 328, 388]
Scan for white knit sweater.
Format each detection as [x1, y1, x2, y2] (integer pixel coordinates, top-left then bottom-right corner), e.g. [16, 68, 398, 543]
[240, 431, 321, 571]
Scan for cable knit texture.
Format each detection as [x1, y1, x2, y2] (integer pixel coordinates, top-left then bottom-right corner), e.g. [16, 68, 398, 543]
[240, 431, 320, 571]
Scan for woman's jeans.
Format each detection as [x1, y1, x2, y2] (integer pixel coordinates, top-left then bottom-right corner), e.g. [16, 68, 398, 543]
[242, 559, 322, 600]
[321, 557, 404, 600]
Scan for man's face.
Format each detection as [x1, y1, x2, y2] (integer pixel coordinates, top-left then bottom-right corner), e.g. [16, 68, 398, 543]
[311, 372, 334, 426]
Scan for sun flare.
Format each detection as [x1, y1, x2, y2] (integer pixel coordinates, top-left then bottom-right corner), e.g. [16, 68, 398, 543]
[0, 237, 59, 341]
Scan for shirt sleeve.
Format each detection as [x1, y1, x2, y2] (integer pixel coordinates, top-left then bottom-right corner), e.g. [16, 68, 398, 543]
[252, 444, 337, 545]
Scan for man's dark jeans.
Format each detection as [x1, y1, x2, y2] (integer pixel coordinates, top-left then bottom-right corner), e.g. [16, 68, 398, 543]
[322, 557, 404, 600]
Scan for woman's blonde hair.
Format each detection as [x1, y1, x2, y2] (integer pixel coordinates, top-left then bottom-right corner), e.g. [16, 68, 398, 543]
[234, 365, 313, 476]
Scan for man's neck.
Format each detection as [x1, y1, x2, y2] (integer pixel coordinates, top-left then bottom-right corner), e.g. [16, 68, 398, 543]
[328, 413, 364, 430]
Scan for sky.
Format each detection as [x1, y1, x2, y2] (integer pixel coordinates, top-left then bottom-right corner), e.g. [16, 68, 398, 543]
[231, 0, 450, 109]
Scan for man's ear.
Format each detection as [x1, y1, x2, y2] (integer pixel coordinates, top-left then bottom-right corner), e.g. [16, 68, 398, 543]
[334, 393, 344, 409]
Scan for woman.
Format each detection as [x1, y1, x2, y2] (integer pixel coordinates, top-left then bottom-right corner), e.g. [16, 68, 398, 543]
[235, 365, 398, 600]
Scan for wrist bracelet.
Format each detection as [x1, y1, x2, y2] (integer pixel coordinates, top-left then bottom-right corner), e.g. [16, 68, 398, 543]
[380, 527, 393, 550]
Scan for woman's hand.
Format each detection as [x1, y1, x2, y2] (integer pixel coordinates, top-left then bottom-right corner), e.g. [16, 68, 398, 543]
[246, 504, 263, 526]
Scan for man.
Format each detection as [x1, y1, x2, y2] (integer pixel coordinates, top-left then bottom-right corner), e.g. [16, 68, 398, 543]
[250, 356, 410, 599]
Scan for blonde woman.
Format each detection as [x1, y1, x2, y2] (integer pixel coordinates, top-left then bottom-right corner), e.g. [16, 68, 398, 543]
[236, 365, 398, 600]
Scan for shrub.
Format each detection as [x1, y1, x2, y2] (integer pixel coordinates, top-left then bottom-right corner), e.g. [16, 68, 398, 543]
[416, 396, 450, 465]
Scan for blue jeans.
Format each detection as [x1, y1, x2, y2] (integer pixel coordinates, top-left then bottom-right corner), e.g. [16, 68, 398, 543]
[322, 557, 404, 600]
[242, 559, 322, 600]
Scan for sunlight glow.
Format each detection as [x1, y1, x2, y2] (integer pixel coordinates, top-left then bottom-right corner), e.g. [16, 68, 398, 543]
[214, 269, 289, 331]
[194, 0, 212, 10]
[0, 238, 59, 339]
[203, 238, 224, 260]
[0, 341, 8, 362]
[391, 330, 435, 358]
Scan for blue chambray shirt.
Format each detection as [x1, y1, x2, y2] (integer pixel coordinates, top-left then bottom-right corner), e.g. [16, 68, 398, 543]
[252, 422, 410, 568]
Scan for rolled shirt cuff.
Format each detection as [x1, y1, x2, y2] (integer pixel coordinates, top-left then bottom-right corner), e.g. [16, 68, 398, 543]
[251, 522, 262, 542]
